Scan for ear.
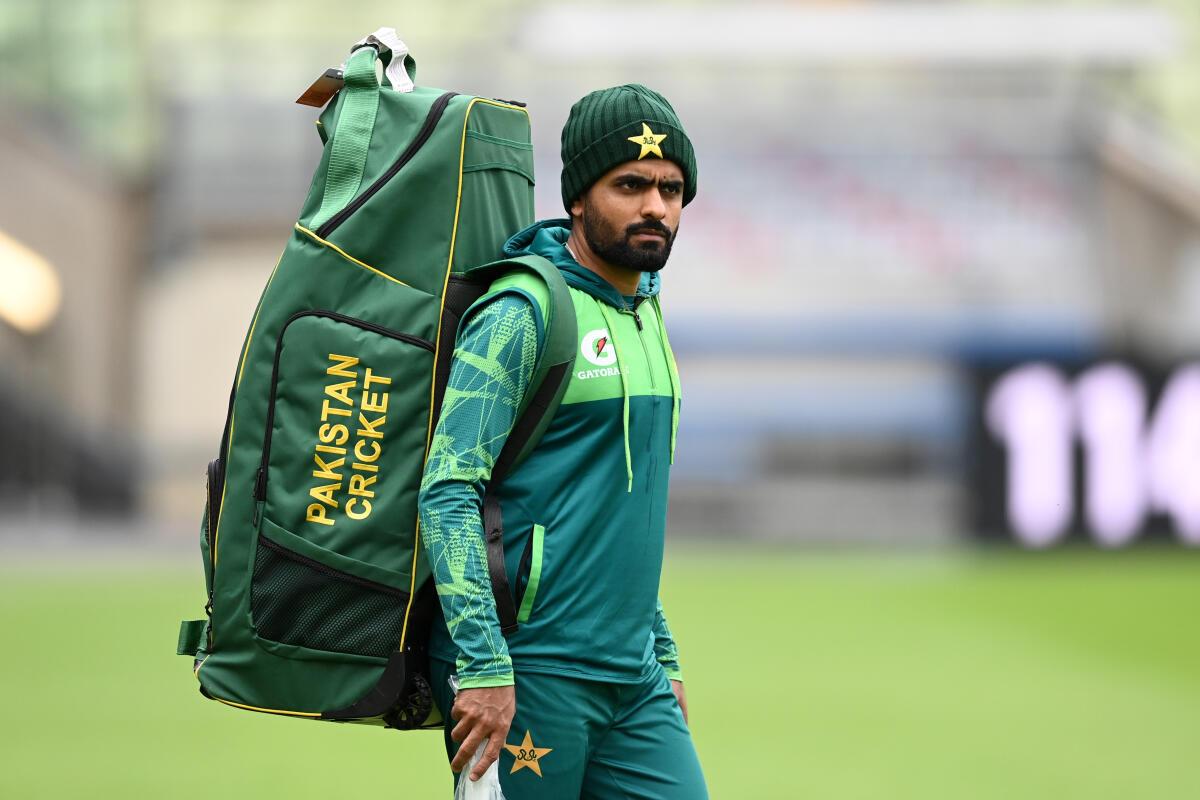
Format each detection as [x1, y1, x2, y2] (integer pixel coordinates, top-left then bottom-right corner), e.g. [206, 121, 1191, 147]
[570, 196, 585, 221]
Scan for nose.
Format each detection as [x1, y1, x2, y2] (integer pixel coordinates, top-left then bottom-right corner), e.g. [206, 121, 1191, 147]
[641, 188, 667, 221]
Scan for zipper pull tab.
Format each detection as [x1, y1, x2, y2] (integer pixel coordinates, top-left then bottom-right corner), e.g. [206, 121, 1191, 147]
[633, 310, 643, 331]
[252, 499, 264, 527]
[254, 467, 267, 501]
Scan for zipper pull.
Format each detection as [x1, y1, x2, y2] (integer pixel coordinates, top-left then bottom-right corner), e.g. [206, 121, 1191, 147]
[252, 499, 264, 527]
[253, 466, 267, 501]
[633, 310, 643, 331]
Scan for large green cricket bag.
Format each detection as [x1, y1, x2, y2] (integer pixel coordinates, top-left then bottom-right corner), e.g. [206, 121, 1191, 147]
[176, 40, 574, 729]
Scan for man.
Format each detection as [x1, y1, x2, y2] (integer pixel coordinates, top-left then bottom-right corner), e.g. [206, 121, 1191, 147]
[418, 83, 707, 798]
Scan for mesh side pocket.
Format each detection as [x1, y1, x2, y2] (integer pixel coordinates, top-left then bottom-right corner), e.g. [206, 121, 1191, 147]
[251, 537, 407, 658]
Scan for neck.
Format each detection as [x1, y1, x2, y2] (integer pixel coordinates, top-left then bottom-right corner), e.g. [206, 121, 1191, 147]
[565, 229, 641, 297]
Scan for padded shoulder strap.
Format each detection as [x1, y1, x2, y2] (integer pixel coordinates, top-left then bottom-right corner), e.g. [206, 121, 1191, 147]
[462, 255, 575, 471]
[461, 255, 575, 634]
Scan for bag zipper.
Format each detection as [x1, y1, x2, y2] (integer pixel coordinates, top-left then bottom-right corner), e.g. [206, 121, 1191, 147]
[253, 309, 434, 507]
[206, 457, 224, 549]
[203, 457, 222, 646]
[202, 383, 236, 646]
[315, 91, 459, 238]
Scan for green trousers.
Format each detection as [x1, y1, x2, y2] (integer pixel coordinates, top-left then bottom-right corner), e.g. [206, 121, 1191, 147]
[430, 658, 708, 799]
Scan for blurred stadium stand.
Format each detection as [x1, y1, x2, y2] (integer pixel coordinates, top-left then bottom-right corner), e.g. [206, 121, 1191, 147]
[0, 123, 143, 517]
[5, 1, 1200, 543]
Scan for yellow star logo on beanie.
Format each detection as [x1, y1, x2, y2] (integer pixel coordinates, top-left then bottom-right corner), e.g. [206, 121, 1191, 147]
[627, 122, 667, 159]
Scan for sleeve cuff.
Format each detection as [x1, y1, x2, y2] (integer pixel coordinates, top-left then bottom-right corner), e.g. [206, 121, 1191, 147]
[456, 673, 516, 690]
[661, 662, 683, 682]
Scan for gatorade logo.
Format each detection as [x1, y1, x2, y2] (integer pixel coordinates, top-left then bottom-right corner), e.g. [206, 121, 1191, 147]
[581, 328, 617, 367]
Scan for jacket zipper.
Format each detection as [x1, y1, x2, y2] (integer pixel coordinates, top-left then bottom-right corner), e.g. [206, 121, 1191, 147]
[619, 297, 660, 445]
[315, 91, 458, 238]
[253, 310, 435, 507]
[626, 297, 657, 393]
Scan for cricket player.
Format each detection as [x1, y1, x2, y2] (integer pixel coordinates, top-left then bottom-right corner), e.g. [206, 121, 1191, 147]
[419, 83, 707, 798]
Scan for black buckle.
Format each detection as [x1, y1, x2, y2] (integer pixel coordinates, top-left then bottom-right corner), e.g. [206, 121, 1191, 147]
[350, 40, 385, 56]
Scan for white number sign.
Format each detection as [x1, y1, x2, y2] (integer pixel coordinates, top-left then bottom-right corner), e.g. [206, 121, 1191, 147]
[986, 361, 1200, 547]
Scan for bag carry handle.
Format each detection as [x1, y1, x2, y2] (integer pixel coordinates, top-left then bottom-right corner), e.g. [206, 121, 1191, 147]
[310, 46, 381, 230]
[353, 28, 417, 92]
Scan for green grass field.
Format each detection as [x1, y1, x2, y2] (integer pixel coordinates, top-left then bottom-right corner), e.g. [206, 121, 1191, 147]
[1, 546, 1198, 799]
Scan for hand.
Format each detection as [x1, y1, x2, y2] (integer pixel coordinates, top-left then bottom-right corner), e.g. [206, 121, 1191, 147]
[670, 679, 688, 725]
[450, 685, 516, 781]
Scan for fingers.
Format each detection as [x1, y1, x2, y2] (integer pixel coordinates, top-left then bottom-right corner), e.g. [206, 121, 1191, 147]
[471, 731, 505, 781]
[670, 680, 689, 725]
[450, 715, 471, 743]
[450, 727, 487, 774]
[446, 686, 517, 778]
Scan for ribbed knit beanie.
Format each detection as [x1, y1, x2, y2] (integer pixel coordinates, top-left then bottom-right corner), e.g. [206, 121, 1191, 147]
[560, 84, 697, 210]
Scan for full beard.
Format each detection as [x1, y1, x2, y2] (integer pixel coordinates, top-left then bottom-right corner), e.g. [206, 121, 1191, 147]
[582, 205, 676, 273]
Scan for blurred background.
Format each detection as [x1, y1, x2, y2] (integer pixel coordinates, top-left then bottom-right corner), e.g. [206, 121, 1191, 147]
[3, 1, 1200, 798]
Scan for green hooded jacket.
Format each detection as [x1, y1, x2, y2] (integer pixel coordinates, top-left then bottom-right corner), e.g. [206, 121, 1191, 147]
[418, 218, 683, 688]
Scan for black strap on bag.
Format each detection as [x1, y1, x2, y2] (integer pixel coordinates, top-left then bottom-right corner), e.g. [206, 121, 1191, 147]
[434, 272, 573, 637]
[482, 494, 516, 634]
[483, 360, 570, 635]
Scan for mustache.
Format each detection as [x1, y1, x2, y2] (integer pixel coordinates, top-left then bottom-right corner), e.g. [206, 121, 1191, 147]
[624, 221, 673, 240]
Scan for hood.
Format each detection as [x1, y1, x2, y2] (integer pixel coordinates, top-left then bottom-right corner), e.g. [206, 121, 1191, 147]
[502, 219, 660, 309]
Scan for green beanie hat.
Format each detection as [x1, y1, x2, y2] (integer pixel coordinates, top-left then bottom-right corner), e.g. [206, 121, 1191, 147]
[560, 83, 698, 210]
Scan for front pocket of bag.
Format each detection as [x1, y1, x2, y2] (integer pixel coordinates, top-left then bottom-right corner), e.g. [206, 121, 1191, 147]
[452, 120, 535, 271]
[253, 309, 434, 569]
[251, 517, 410, 659]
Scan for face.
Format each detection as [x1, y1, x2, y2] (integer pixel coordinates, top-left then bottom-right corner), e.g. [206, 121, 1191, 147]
[571, 159, 685, 273]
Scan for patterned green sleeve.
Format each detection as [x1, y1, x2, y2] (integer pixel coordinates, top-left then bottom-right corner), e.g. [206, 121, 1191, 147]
[418, 292, 542, 688]
[653, 598, 684, 681]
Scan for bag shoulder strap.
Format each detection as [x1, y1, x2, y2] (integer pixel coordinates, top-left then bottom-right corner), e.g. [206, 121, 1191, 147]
[460, 255, 575, 634]
[461, 255, 575, 467]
